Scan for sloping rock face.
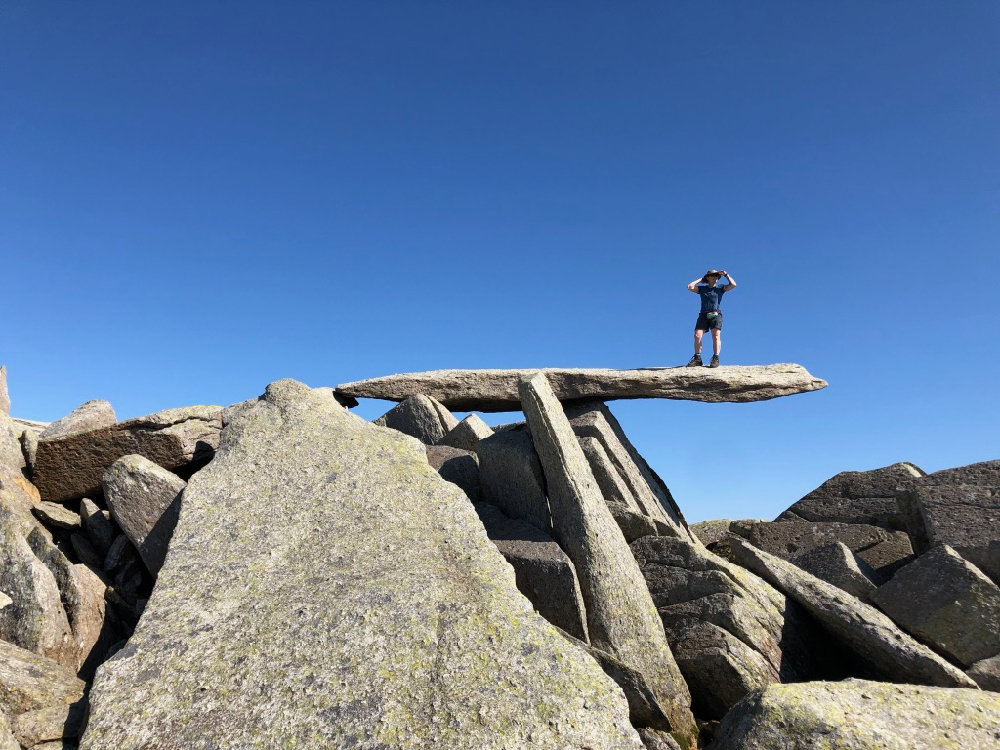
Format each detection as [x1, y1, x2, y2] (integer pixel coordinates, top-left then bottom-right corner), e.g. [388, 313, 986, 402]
[729, 538, 976, 688]
[520, 373, 697, 748]
[337, 364, 828, 411]
[870, 545, 1000, 667]
[82, 379, 642, 750]
[896, 460, 1000, 584]
[39, 400, 116, 440]
[776, 462, 924, 531]
[374, 394, 459, 445]
[631, 537, 819, 720]
[0, 639, 85, 717]
[709, 679, 1000, 750]
[477, 425, 552, 534]
[439, 414, 494, 452]
[424, 445, 480, 503]
[791, 542, 880, 599]
[33, 406, 222, 503]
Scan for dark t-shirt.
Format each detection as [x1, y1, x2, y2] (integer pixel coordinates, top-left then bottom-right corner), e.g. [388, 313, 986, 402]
[697, 282, 726, 313]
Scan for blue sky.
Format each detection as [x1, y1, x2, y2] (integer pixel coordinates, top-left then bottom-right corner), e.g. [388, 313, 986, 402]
[3, 2, 998, 522]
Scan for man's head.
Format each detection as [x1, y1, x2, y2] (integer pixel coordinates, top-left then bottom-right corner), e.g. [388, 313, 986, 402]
[704, 270, 721, 283]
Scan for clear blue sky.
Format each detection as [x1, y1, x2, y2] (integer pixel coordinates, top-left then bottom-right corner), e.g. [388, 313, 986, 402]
[3, 2, 998, 522]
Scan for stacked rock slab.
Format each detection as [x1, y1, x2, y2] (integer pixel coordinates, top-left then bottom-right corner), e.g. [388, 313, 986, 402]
[791, 542, 880, 599]
[728, 537, 976, 688]
[708, 679, 1000, 750]
[519, 373, 697, 748]
[335, 364, 829, 411]
[82, 380, 643, 750]
[374, 394, 459, 445]
[896, 459, 1000, 584]
[477, 425, 552, 534]
[631, 536, 819, 720]
[38, 400, 116, 440]
[776, 462, 925, 531]
[33, 405, 222, 503]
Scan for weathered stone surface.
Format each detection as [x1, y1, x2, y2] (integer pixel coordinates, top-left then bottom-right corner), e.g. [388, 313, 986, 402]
[897, 460, 1000, 584]
[709, 679, 1000, 750]
[424, 445, 480, 503]
[631, 536, 820, 720]
[79, 500, 114, 559]
[578, 436, 659, 542]
[737, 520, 913, 578]
[870, 545, 1000, 667]
[969, 653, 1000, 692]
[0, 717, 16, 750]
[32, 502, 82, 531]
[12, 700, 86, 748]
[33, 405, 221, 503]
[0, 366, 8, 416]
[19, 429, 38, 479]
[101, 455, 185, 576]
[337, 364, 828, 411]
[474, 502, 588, 642]
[637, 729, 682, 750]
[777, 462, 925, 531]
[82, 379, 643, 750]
[791, 542, 880, 599]
[12, 418, 48, 439]
[68, 534, 102, 569]
[39, 401, 116, 440]
[439, 414, 494, 452]
[373, 394, 458, 445]
[689, 520, 733, 547]
[0, 639, 85, 717]
[729, 537, 976, 688]
[565, 401, 692, 542]
[520, 373, 696, 747]
[477, 425, 551, 534]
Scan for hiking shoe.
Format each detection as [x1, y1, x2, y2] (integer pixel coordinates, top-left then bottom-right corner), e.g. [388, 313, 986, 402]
[709, 355, 720, 368]
[686, 354, 702, 367]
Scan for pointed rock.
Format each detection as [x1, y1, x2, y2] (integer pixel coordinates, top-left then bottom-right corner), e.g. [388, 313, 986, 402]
[520, 373, 697, 748]
[82, 379, 643, 750]
[791, 542, 881, 599]
[39, 400, 116, 440]
[729, 537, 976, 688]
[374, 393, 458, 445]
[439, 413, 494, 452]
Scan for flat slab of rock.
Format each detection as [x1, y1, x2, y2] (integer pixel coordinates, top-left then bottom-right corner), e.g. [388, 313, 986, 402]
[0, 639, 84, 717]
[729, 537, 976, 688]
[791, 542, 881, 599]
[337, 364, 828, 412]
[82, 379, 642, 750]
[520, 373, 696, 747]
[709, 679, 1000, 750]
[33, 405, 221, 503]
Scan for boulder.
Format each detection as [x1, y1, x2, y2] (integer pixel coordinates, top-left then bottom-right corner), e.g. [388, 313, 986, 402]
[689, 520, 733, 547]
[476, 425, 551, 534]
[39, 401, 116, 440]
[32, 502, 82, 531]
[578, 436, 659, 542]
[870, 545, 1000, 667]
[336, 364, 828, 411]
[373, 394, 458, 445]
[565, 401, 691, 542]
[736, 520, 913, 578]
[79, 500, 114, 559]
[0, 639, 85, 717]
[0, 717, 16, 750]
[790, 542, 881, 599]
[82, 379, 643, 750]
[776, 462, 925, 531]
[19, 429, 38, 479]
[637, 729, 682, 750]
[11, 700, 86, 749]
[708, 679, 1000, 750]
[520, 373, 696, 748]
[33, 405, 222, 503]
[424, 445, 480, 503]
[969, 654, 1000, 692]
[631, 536, 821, 720]
[896, 460, 1000, 584]
[473, 502, 588, 641]
[728, 537, 976, 688]
[101, 455, 186, 576]
[439, 414, 494, 452]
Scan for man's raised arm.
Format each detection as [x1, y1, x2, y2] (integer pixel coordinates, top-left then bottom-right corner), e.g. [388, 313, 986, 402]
[687, 276, 704, 293]
[721, 270, 737, 291]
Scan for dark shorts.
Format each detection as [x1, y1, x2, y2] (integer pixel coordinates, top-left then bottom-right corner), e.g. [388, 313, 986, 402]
[695, 311, 723, 331]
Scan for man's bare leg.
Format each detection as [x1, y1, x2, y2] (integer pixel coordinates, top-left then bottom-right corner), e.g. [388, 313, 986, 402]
[711, 329, 721, 356]
[694, 329, 705, 355]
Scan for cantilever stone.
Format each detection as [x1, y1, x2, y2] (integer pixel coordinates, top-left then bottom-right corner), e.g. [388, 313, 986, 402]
[336, 364, 827, 412]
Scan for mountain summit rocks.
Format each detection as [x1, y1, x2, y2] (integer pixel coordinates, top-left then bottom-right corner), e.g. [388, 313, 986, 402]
[336, 364, 827, 412]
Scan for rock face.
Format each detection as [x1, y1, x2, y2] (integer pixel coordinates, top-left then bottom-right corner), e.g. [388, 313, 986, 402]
[790, 542, 881, 599]
[896, 460, 1000, 584]
[39, 400, 117, 440]
[32, 405, 222, 503]
[336, 364, 828, 412]
[631, 536, 819, 720]
[424, 445, 481, 503]
[477, 425, 551, 534]
[709, 679, 1000, 750]
[439, 414, 494, 452]
[519, 373, 696, 747]
[474, 502, 589, 642]
[870, 545, 1000, 667]
[373, 394, 459, 445]
[82, 379, 642, 750]
[728, 537, 976, 688]
[101, 455, 186, 576]
[776, 462, 925, 530]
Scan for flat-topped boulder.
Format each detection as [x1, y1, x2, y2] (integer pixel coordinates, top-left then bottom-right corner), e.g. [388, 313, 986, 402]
[336, 364, 827, 412]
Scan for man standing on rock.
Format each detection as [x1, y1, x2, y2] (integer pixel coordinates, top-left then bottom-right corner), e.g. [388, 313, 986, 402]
[686, 269, 736, 368]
